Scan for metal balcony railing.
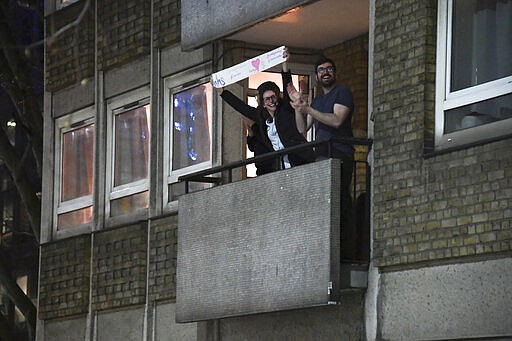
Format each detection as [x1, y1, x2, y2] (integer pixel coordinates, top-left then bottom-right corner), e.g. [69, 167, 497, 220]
[179, 137, 371, 187]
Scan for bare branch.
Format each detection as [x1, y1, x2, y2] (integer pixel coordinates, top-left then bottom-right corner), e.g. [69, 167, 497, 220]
[27, 0, 90, 50]
[0, 52, 43, 174]
[0, 127, 40, 242]
[0, 251, 36, 340]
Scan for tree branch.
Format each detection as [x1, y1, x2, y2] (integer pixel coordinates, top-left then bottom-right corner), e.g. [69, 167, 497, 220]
[0, 252, 36, 340]
[0, 52, 43, 175]
[0, 127, 40, 242]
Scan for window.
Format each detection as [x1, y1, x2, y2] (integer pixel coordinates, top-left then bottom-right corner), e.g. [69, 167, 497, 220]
[54, 108, 94, 230]
[106, 88, 150, 219]
[171, 83, 212, 174]
[436, 0, 512, 149]
[164, 65, 214, 204]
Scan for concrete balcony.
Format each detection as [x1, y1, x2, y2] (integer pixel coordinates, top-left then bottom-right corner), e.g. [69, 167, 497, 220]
[176, 154, 370, 323]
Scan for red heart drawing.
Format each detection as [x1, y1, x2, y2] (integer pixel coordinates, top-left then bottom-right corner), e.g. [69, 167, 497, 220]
[251, 58, 260, 71]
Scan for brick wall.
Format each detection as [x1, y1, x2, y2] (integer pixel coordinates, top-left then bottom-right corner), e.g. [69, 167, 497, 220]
[45, 0, 181, 91]
[153, 0, 181, 48]
[91, 224, 147, 310]
[148, 215, 178, 301]
[97, 0, 151, 71]
[38, 235, 90, 320]
[372, 0, 512, 267]
[45, 1, 94, 92]
[39, 217, 181, 321]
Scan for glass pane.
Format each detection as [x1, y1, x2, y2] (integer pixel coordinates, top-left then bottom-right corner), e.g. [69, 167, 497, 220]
[110, 191, 148, 216]
[172, 83, 212, 170]
[444, 92, 512, 133]
[57, 206, 93, 229]
[61, 123, 94, 202]
[114, 105, 150, 187]
[451, 0, 512, 91]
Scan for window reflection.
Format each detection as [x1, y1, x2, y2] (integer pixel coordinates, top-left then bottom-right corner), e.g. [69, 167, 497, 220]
[114, 105, 150, 187]
[445, 93, 512, 133]
[451, 0, 512, 91]
[58, 207, 93, 229]
[172, 83, 212, 171]
[58, 122, 94, 228]
[61, 123, 94, 201]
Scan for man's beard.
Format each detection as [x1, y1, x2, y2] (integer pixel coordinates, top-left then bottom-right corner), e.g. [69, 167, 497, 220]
[319, 75, 336, 88]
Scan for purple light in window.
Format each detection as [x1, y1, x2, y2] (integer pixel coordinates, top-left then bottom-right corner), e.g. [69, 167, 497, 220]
[174, 121, 183, 131]
[188, 151, 198, 161]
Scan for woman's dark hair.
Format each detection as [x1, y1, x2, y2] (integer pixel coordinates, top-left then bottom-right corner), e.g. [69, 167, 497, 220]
[257, 81, 281, 107]
[314, 56, 337, 73]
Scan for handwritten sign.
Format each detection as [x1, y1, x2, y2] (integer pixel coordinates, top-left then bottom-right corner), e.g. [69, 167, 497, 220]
[211, 46, 286, 88]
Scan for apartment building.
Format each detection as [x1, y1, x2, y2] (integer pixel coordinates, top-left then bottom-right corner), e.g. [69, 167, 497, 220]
[38, 0, 512, 340]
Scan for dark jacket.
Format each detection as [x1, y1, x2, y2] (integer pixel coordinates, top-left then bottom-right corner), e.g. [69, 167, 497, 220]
[220, 71, 315, 171]
[246, 123, 275, 175]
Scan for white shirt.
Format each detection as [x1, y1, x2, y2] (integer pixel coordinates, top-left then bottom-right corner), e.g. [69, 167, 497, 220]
[266, 119, 291, 169]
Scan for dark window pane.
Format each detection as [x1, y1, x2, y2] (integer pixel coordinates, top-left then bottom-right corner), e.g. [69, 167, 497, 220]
[444, 93, 512, 133]
[451, 0, 512, 91]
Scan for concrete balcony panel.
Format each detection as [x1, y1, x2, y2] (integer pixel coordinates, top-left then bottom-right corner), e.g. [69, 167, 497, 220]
[176, 159, 341, 322]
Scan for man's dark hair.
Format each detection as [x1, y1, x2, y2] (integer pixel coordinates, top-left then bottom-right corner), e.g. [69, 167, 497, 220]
[314, 56, 336, 73]
[257, 81, 281, 107]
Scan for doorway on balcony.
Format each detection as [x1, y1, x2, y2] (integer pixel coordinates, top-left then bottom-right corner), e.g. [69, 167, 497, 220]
[245, 71, 313, 177]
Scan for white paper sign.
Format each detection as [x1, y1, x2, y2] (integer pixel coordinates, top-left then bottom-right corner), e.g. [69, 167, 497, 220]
[211, 46, 286, 88]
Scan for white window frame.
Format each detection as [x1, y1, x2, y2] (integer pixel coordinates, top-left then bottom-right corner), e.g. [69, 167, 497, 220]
[435, 0, 512, 149]
[105, 87, 150, 223]
[53, 107, 95, 238]
[163, 63, 215, 207]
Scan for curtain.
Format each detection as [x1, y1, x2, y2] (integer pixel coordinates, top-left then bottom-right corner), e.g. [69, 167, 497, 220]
[59, 123, 94, 228]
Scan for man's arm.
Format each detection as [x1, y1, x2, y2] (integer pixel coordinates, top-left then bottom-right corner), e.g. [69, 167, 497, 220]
[295, 102, 350, 129]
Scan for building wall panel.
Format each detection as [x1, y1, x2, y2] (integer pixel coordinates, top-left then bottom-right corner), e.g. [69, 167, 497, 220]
[38, 236, 90, 320]
[91, 224, 147, 311]
[372, 0, 512, 267]
[380, 258, 512, 340]
[148, 215, 178, 301]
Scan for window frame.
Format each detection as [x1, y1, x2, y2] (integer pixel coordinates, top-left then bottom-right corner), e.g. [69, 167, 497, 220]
[105, 87, 151, 224]
[53, 107, 95, 237]
[163, 63, 215, 207]
[435, 0, 512, 149]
